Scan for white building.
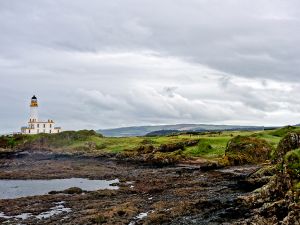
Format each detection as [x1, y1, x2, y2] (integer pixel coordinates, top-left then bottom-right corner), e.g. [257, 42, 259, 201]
[21, 95, 61, 134]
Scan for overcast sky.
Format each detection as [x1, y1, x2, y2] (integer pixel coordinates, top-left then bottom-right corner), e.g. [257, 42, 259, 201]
[1, 0, 300, 133]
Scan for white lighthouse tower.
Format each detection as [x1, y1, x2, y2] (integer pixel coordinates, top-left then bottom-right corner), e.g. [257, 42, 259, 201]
[21, 95, 61, 134]
[30, 95, 38, 122]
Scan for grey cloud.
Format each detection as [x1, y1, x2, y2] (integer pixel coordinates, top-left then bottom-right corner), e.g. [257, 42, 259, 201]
[1, 0, 299, 81]
[1, 0, 300, 133]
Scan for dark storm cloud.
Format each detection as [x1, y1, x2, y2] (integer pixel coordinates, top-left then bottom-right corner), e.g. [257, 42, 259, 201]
[0, 0, 300, 133]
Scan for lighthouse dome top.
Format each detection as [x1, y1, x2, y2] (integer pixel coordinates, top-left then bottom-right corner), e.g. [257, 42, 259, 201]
[32, 95, 37, 100]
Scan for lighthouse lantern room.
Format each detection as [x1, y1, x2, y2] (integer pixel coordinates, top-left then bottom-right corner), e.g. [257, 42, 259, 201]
[21, 95, 61, 134]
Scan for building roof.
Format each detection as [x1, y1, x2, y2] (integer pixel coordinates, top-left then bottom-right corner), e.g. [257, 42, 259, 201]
[32, 95, 37, 100]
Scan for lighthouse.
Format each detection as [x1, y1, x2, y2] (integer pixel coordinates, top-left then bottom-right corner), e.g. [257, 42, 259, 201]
[21, 95, 61, 134]
[30, 95, 38, 122]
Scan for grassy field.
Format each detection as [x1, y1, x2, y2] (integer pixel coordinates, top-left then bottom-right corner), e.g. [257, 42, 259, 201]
[184, 126, 300, 158]
[42, 128, 295, 158]
[2, 126, 300, 159]
[65, 129, 289, 158]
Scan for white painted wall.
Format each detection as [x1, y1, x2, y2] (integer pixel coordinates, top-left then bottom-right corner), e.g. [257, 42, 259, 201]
[22, 122, 61, 134]
[30, 106, 38, 121]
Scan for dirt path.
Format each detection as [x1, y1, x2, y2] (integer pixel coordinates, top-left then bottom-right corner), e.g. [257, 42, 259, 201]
[0, 152, 259, 224]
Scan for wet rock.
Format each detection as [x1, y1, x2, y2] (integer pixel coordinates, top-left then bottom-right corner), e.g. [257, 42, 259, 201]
[238, 165, 277, 191]
[63, 187, 83, 194]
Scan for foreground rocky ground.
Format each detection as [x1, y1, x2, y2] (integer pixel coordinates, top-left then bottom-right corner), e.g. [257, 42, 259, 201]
[0, 151, 261, 225]
[0, 129, 299, 224]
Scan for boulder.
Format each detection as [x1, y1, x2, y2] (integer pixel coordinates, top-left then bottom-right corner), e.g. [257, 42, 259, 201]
[274, 132, 300, 162]
[224, 136, 272, 165]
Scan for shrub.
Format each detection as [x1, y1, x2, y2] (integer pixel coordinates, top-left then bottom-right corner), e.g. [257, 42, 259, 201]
[158, 142, 185, 152]
[187, 141, 213, 156]
[224, 135, 272, 165]
[284, 149, 300, 178]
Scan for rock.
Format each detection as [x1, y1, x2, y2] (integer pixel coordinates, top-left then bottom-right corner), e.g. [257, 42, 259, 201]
[224, 136, 272, 166]
[63, 187, 83, 194]
[237, 134, 300, 224]
[237, 165, 277, 191]
[274, 132, 300, 162]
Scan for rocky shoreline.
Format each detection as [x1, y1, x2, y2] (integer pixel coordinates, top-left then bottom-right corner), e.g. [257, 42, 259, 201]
[0, 131, 299, 224]
[0, 150, 260, 225]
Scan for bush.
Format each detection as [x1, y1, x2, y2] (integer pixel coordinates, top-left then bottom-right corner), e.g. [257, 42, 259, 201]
[187, 141, 213, 156]
[284, 149, 300, 178]
[21, 130, 102, 149]
[224, 135, 272, 165]
[0, 134, 27, 149]
[158, 142, 185, 152]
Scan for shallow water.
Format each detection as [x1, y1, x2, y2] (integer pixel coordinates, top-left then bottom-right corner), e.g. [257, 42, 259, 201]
[36, 201, 72, 219]
[0, 201, 72, 221]
[0, 178, 119, 199]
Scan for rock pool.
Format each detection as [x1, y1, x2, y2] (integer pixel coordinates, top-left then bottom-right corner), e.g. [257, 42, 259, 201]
[0, 178, 119, 199]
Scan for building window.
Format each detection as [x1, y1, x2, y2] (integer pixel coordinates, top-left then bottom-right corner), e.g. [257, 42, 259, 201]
[37, 124, 39, 128]
[50, 124, 52, 128]
[49, 130, 51, 133]
[37, 129, 39, 133]
[43, 129, 45, 133]
[28, 130, 30, 133]
[43, 124, 46, 128]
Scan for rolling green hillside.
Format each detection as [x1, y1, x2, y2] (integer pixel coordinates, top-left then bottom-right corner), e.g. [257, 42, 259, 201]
[2, 126, 299, 160]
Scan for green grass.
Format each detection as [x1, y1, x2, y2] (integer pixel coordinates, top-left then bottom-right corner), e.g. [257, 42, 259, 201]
[182, 129, 285, 158]
[184, 137, 229, 158]
[2, 126, 298, 160]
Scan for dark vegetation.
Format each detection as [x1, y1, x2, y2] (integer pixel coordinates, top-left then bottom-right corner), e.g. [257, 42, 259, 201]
[0, 134, 27, 149]
[23, 130, 103, 148]
[145, 129, 181, 136]
[118, 139, 200, 165]
[0, 130, 102, 150]
[222, 136, 272, 166]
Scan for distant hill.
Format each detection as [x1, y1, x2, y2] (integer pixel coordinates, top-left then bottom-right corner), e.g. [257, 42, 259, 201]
[97, 124, 265, 137]
[145, 129, 181, 136]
